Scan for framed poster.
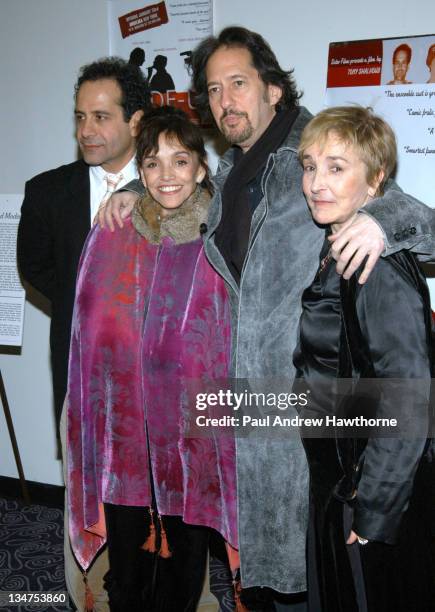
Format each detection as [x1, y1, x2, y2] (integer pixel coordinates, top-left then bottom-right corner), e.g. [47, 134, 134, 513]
[108, 0, 213, 120]
[0, 195, 25, 347]
[325, 34, 435, 208]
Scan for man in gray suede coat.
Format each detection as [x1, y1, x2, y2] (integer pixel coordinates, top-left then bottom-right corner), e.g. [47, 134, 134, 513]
[102, 27, 434, 612]
[190, 26, 434, 611]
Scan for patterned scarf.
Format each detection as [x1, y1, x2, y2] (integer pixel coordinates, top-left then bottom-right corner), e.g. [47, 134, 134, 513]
[67, 191, 237, 570]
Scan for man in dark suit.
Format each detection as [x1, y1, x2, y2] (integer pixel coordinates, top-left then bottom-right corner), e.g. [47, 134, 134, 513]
[17, 57, 150, 611]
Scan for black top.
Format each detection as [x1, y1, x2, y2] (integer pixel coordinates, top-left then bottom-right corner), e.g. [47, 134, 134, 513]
[293, 238, 341, 382]
[293, 235, 432, 543]
[214, 108, 299, 284]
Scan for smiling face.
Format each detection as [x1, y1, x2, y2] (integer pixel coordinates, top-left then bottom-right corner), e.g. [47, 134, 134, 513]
[140, 132, 206, 215]
[302, 133, 383, 232]
[205, 46, 282, 151]
[75, 78, 141, 173]
[392, 49, 410, 83]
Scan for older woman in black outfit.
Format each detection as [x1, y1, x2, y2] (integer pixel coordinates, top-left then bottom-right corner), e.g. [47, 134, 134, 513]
[294, 106, 434, 612]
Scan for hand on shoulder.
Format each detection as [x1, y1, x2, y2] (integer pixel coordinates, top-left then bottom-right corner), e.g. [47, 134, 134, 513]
[329, 214, 385, 284]
[97, 191, 137, 231]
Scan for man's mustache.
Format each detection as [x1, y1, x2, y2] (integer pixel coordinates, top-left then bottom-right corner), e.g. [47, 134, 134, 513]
[220, 109, 249, 120]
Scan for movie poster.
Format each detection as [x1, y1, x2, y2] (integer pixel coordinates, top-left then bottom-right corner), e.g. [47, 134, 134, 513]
[325, 34, 435, 209]
[0, 195, 25, 347]
[108, 0, 213, 120]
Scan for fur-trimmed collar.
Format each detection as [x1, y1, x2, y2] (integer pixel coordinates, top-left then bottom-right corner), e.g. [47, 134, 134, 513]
[132, 186, 210, 245]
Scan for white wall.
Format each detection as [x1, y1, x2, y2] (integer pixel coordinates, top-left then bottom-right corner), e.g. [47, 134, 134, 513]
[1, 0, 434, 485]
[0, 1, 109, 485]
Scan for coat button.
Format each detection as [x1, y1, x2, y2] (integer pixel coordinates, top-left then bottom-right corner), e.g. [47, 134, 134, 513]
[394, 232, 401, 241]
[410, 226, 416, 234]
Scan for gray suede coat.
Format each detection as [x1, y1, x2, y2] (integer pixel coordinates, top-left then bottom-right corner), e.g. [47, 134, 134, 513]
[204, 107, 319, 593]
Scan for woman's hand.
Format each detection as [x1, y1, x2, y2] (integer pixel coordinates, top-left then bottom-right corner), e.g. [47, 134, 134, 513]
[346, 530, 369, 545]
[329, 214, 385, 284]
[98, 191, 137, 231]
[346, 530, 358, 545]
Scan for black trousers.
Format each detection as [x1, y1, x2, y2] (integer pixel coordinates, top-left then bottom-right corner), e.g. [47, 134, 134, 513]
[103, 504, 209, 612]
[304, 439, 435, 612]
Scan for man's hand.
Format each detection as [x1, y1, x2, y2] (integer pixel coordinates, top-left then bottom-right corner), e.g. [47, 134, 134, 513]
[329, 214, 385, 284]
[98, 191, 137, 231]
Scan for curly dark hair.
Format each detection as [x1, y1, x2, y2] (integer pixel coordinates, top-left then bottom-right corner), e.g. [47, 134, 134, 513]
[191, 26, 301, 122]
[75, 57, 151, 121]
[136, 105, 212, 193]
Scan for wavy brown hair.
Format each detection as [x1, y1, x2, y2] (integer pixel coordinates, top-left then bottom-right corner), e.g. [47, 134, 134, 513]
[136, 106, 212, 194]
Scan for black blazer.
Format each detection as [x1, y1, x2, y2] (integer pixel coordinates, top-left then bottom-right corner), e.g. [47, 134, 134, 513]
[336, 251, 433, 544]
[17, 160, 91, 425]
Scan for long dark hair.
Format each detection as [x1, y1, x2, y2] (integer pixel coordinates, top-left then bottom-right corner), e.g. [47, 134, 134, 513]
[191, 26, 301, 122]
[136, 106, 212, 193]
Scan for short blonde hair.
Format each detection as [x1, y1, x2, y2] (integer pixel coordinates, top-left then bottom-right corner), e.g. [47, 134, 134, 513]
[298, 106, 397, 195]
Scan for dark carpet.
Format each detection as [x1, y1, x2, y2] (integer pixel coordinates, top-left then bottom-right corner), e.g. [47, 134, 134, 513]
[0, 497, 71, 611]
[0, 497, 234, 612]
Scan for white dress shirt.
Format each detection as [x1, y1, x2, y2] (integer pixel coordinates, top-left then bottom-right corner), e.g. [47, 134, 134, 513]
[89, 156, 139, 223]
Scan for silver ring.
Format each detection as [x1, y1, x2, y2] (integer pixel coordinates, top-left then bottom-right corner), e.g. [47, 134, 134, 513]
[357, 537, 369, 545]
